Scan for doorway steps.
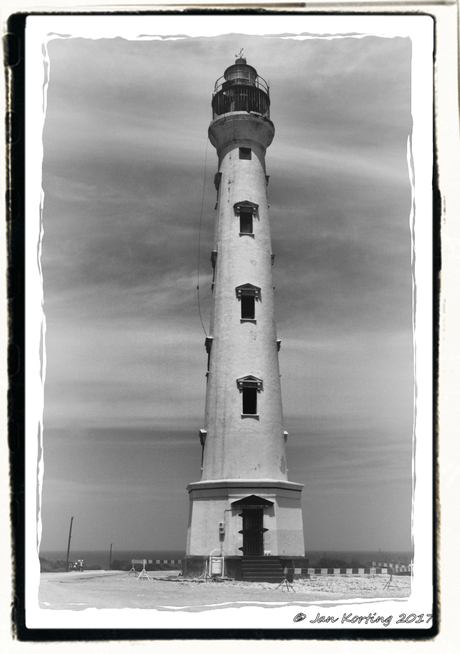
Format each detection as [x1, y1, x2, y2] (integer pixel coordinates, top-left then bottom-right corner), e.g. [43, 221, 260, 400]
[240, 557, 286, 583]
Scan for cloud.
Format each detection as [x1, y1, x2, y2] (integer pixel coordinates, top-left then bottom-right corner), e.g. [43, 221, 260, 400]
[44, 314, 208, 428]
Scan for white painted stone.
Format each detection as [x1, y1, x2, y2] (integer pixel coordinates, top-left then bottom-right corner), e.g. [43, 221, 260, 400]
[186, 480, 304, 556]
[186, 61, 304, 560]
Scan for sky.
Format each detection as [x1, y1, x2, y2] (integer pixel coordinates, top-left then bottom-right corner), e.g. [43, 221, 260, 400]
[37, 27, 414, 555]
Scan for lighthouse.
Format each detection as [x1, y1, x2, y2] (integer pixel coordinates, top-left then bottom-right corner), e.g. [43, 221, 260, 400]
[184, 55, 305, 580]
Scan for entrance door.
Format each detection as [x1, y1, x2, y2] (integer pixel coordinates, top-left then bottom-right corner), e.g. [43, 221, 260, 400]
[241, 509, 264, 555]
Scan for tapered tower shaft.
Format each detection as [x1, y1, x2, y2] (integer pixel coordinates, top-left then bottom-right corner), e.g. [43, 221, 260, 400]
[203, 107, 286, 480]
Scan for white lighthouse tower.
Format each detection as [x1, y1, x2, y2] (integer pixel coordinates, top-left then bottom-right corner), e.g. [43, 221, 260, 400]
[184, 55, 305, 580]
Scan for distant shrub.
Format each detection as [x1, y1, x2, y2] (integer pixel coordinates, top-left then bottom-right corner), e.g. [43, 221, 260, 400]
[40, 558, 71, 572]
[85, 565, 102, 570]
[53, 559, 69, 571]
[110, 559, 131, 571]
[316, 558, 348, 568]
[39, 558, 55, 572]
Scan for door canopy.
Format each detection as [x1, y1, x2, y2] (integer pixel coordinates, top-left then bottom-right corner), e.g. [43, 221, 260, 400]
[231, 494, 274, 510]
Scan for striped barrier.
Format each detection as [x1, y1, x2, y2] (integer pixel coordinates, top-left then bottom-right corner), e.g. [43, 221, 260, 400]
[130, 559, 182, 566]
[290, 563, 412, 577]
[373, 562, 411, 573]
[290, 567, 391, 577]
[127, 559, 151, 580]
[127, 559, 182, 574]
[129, 561, 409, 576]
[128, 559, 182, 578]
[149, 559, 182, 565]
[305, 567, 388, 575]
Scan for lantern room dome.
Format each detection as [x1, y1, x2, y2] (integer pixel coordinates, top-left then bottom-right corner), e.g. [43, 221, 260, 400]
[223, 60, 258, 85]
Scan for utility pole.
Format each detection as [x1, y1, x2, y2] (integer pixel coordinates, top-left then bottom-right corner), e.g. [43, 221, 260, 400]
[66, 516, 74, 572]
[109, 543, 113, 569]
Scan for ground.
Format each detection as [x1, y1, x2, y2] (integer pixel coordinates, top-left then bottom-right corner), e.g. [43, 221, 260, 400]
[38, 570, 411, 612]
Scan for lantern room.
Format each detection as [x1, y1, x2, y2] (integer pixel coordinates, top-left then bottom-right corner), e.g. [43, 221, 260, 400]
[211, 56, 271, 120]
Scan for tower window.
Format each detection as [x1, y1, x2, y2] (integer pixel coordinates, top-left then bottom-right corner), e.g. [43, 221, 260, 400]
[242, 387, 257, 415]
[237, 375, 263, 417]
[236, 284, 261, 322]
[240, 210, 253, 234]
[241, 295, 255, 320]
[239, 147, 251, 160]
[234, 201, 258, 237]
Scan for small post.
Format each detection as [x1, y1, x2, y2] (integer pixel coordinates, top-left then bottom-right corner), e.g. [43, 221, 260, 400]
[66, 516, 74, 572]
[109, 543, 113, 569]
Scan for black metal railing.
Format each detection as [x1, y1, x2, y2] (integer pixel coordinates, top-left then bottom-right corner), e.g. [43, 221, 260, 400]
[214, 74, 269, 94]
[212, 83, 270, 119]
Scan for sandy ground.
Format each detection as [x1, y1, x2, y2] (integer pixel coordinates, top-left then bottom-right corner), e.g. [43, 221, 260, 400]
[39, 570, 411, 612]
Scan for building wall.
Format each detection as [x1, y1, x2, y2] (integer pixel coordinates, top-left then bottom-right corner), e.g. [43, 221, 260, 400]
[187, 481, 304, 556]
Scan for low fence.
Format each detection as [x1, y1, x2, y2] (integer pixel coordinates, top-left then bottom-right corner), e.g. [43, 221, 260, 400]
[131, 559, 182, 570]
[373, 562, 412, 573]
[127, 559, 410, 576]
[306, 567, 388, 576]
[296, 566, 411, 577]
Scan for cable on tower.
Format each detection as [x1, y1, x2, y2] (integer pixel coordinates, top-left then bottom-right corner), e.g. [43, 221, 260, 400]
[196, 137, 209, 337]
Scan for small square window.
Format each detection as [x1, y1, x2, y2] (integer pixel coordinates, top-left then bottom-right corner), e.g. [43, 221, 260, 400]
[242, 387, 257, 415]
[240, 210, 253, 234]
[241, 295, 255, 320]
[239, 147, 251, 160]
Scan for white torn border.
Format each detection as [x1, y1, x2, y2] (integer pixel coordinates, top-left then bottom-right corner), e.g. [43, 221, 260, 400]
[25, 14, 434, 631]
